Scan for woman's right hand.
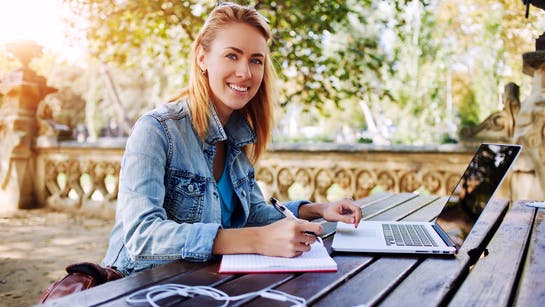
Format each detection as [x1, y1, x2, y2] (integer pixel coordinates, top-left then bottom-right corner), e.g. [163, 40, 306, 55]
[256, 218, 324, 257]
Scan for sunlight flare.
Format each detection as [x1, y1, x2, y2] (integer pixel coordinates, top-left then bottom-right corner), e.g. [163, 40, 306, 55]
[0, 0, 85, 61]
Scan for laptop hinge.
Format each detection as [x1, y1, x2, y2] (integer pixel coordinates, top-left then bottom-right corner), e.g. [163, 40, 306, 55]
[432, 223, 457, 248]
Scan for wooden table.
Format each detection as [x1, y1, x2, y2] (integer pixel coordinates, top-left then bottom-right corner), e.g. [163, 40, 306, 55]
[41, 192, 545, 306]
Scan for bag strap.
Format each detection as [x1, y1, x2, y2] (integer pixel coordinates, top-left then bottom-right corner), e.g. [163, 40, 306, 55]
[65, 262, 122, 284]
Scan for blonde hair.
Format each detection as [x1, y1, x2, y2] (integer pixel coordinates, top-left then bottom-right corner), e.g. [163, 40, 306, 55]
[171, 3, 277, 163]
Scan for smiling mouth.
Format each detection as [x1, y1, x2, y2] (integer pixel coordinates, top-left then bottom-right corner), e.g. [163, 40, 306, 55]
[228, 83, 249, 92]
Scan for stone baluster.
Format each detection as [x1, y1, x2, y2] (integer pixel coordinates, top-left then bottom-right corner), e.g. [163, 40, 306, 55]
[0, 40, 56, 211]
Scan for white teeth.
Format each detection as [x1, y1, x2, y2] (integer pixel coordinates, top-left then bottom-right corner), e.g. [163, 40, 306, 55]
[228, 84, 249, 92]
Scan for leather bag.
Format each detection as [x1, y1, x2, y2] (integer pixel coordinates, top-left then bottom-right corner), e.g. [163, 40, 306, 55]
[39, 262, 123, 303]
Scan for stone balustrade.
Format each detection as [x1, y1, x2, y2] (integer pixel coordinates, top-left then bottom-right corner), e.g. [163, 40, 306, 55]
[34, 141, 124, 218]
[35, 141, 503, 219]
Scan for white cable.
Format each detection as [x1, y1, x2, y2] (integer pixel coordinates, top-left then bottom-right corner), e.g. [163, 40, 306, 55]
[125, 283, 307, 307]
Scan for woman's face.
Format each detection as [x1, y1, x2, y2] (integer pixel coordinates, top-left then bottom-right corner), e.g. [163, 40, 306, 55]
[199, 22, 267, 125]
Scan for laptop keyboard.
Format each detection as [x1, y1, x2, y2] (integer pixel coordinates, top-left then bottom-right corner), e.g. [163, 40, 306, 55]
[382, 224, 438, 247]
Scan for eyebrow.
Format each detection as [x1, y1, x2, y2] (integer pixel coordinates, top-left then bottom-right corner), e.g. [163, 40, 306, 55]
[224, 46, 264, 58]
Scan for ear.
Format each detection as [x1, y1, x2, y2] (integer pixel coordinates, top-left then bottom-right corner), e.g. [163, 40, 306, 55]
[197, 46, 207, 72]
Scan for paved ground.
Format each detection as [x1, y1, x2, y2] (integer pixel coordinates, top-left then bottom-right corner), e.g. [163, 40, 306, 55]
[0, 208, 113, 307]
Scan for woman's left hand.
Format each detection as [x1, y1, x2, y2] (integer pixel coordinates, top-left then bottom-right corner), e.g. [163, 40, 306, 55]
[300, 198, 362, 228]
[320, 198, 362, 227]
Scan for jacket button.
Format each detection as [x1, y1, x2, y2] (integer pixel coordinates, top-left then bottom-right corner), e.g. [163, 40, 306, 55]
[187, 185, 194, 192]
[241, 191, 246, 197]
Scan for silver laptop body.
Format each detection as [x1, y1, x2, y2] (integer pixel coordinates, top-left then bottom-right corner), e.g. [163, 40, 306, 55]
[332, 143, 522, 255]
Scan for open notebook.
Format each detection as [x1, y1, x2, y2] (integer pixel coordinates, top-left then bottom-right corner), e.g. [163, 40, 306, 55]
[219, 238, 337, 273]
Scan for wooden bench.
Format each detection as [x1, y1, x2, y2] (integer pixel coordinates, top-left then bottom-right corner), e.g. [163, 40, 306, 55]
[41, 193, 545, 306]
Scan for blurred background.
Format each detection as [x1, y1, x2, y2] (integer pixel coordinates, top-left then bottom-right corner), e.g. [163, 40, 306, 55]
[1, 0, 543, 146]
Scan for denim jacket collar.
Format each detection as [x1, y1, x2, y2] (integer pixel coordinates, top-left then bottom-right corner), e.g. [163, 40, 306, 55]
[205, 103, 256, 148]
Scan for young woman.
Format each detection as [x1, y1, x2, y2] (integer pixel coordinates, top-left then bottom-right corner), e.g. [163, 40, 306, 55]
[102, 2, 362, 276]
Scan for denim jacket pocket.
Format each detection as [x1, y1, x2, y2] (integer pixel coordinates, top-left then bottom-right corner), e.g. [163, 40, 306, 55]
[164, 170, 207, 223]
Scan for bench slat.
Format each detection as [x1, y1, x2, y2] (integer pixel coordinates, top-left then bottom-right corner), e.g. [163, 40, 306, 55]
[356, 191, 395, 208]
[362, 193, 419, 218]
[42, 260, 205, 306]
[514, 207, 545, 306]
[371, 194, 441, 221]
[43, 194, 532, 307]
[448, 200, 535, 306]
[100, 263, 239, 306]
[313, 256, 422, 307]
[379, 199, 508, 307]
[401, 196, 448, 222]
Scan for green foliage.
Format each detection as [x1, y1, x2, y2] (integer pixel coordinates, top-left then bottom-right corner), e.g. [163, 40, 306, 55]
[377, 1, 452, 144]
[357, 137, 373, 144]
[48, 0, 545, 144]
[458, 89, 480, 126]
[62, 0, 354, 109]
[439, 133, 458, 144]
[261, 0, 354, 107]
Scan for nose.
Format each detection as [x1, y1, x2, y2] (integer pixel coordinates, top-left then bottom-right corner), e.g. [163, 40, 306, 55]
[236, 62, 252, 79]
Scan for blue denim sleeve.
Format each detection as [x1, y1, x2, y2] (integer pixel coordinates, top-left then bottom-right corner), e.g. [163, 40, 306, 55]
[245, 181, 283, 226]
[245, 179, 312, 225]
[118, 115, 220, 262]
[284, 200, 312, 218]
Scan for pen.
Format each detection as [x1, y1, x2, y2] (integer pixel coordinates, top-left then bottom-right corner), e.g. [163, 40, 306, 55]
[270, 197, 318, 238]
[270, 197, 297, 219]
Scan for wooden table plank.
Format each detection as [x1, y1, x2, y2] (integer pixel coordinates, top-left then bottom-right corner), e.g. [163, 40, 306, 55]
[514, 205, 545, 307]
[100, 262, 237, 306]
[243, 253, 376, 306]
[41, 259, 206, 306]
[448, 200, 535, 307]
[362, 193, 419, 218]
[355, 191, 395, 208]
[175, 273, 295, 306]
[369, 194, 441, 221]
[401, 196, 448, 222]
[313, 256, 423, 307]
[378, 199, 509, 307]
[302, 192, 396, 238]
[43, 193, 524, 307]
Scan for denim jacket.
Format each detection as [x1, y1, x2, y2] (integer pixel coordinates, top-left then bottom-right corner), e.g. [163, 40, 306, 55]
[102, 99, 308, 276]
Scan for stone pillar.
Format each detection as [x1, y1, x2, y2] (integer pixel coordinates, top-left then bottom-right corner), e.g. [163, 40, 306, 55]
[511, 47, 545, 201]
[0, 40, 56, 211]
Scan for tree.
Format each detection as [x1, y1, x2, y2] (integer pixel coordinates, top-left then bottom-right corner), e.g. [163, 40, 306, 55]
[437, 0, 545, 126]
[55, 0, 545, 144]
[63, 0, 352, 107]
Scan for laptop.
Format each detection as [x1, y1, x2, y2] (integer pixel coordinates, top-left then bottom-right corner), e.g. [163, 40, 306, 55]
[332, 143, 522, 255]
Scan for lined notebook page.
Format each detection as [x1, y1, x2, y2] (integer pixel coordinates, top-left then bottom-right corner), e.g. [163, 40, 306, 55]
[219, 238, 337, 273]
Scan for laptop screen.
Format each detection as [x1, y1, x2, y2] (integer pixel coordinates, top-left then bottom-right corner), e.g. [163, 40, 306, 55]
[434, 143, 522, 248]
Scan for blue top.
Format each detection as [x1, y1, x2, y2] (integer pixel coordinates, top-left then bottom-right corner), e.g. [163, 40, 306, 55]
[217, 163, 236, 228]
[102, 99, 310, 276]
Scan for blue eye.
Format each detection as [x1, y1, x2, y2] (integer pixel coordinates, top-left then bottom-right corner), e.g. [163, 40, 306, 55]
[226, 54, 237, 60]
[251, 58, 263, 65]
